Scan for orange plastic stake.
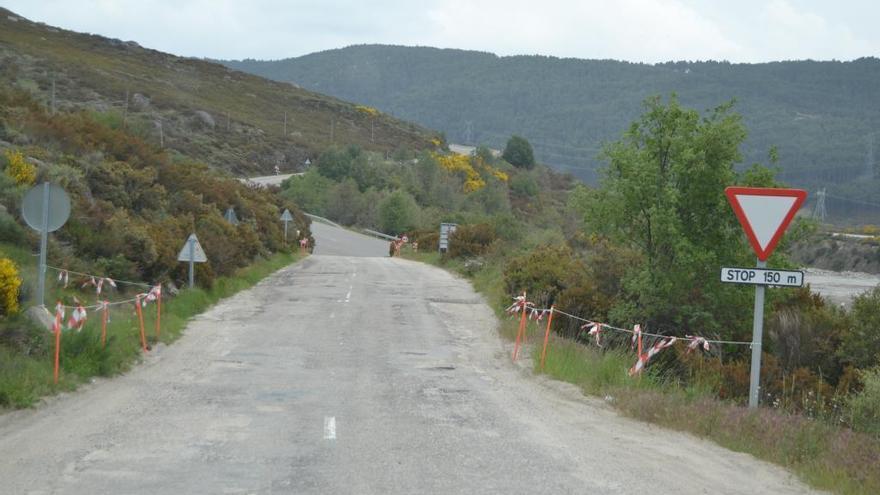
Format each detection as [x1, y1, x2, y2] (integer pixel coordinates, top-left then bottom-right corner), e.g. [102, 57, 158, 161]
[53, 304, 62, 384]
[155, 288, 161, 339]
[101, 301, 109, 348]
[638, 327, 643, 359]
[540, 306, 555, 370]
[512, 292, 528, 361]
[135, 296, 148, 352]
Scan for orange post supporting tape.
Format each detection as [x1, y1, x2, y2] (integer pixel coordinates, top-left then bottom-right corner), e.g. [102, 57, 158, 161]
[101, 302, 109, 348]
[155, 290, 161, 339]
[540, 306, 555, 370]
[53, 310, 61, 385]
[512, 291, 528, 361]
[135, 297, 147, 353]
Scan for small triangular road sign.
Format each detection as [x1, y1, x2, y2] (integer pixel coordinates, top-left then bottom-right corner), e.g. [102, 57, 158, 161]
[177, 233, 208, 263]
[725, 187, 807, 261]
[224, 207, 239, 225]
[280, 209, 293, 222]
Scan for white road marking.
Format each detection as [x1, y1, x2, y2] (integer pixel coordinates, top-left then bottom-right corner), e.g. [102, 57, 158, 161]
[345, 285, 352, 302]
[324, 416, 336, 440]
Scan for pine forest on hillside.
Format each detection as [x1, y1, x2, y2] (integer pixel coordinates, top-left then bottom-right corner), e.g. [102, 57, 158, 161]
[225, 45, 880, 224]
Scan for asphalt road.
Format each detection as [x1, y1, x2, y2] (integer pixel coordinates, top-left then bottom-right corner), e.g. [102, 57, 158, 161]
[240, 173, 303, 188]
[804, 267, 880, 306]
[310, 221, 390, 257]
[0, 224, 820, 494]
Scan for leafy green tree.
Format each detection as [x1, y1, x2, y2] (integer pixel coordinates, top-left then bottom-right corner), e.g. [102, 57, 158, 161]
[317, 146, 362, 182]
[378, 190, 419, 235]
[502, 135, 535, 169]
[325, 179, 363, 225]
[572, 95, 775, 335]
[281, 169, 333, 215]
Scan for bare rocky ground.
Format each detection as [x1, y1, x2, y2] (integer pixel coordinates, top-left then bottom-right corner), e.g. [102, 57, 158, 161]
[805, 268, 880, 306]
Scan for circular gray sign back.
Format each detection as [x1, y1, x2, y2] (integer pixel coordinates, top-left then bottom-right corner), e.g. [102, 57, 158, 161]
[21, 183, 71, 232]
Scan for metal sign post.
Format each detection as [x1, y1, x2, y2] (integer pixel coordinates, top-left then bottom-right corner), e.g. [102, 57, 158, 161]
[748, 259, 767, 408]
[38, 183, 49, 307]
[21, 182, 71, 308]
[280, 209, 294, 243]
[725, 187, 807, 408]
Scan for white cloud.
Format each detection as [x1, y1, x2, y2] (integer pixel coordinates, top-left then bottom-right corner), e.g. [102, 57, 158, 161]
[1, 0, 877, 61]
[423, 0, 745, 61]
[755, 0, 875, 60]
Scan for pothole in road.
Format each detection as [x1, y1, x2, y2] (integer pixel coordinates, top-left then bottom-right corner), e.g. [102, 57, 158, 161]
[420, 365, 456, 371]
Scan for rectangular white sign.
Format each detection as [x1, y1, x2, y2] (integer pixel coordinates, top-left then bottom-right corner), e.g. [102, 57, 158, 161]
[720, 267, 804, 287]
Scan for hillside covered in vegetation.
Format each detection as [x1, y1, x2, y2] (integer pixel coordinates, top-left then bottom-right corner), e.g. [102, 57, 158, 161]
[0, 12, 441, 177]
[225, 44, 880, 216]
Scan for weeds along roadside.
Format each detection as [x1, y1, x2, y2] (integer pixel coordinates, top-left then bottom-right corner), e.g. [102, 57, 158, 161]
[0, 250, 303, 409]
[401, 248, 880, 495]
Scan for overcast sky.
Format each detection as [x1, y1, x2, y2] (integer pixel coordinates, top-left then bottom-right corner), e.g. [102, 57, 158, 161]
[3, 0, 878, 63]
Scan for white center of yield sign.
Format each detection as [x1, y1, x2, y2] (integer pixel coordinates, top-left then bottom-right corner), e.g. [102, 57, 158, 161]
[736, 194, 798, 251]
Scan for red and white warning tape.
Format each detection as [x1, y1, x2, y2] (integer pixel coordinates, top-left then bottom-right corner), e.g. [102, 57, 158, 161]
[629, 337, 678, 376]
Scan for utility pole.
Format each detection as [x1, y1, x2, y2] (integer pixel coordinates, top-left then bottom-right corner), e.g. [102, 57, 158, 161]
[370, 119, 375, 143]
[464, 120, 473, 144]
[50, 74, 56, 115]
[157, 119, 164, 148]
[122, 87, 129, 128]
[813, 188, 827, 222]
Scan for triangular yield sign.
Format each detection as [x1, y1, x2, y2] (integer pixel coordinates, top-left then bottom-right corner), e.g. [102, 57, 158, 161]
[177, 233, 208, 263]
[725, 187, 807, 261]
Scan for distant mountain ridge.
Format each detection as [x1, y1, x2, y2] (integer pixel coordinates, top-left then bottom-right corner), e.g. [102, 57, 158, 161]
[224, 44, 880, 205]
[0, 14, 438, 176]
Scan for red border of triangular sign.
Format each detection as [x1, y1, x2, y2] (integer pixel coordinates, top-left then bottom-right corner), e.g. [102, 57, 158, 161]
[725, 187, 807, 261]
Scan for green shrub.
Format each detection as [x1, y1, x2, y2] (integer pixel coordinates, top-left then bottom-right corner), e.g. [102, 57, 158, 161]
[849, 367, 880, 436]
[840, 287, 880, 369]
[411, 229, 439, 252]
[0, 210, 26, 244]
[503, 244, 580, 307]
[379, 190, 419, 235]
[509, 173, 539, 197]
[447, 223, 497, 259]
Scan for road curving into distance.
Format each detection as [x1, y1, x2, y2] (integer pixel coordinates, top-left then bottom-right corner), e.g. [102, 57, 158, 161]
[0, 223, 820, 494]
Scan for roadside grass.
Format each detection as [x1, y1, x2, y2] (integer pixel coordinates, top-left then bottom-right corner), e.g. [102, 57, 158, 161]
[402, 250, 880, 495]
[0, 251, 302, 409]
[533, 337, 880, 495]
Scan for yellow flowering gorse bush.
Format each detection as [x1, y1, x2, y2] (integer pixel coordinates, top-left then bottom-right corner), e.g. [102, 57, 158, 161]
[432, 152, 508, 193]
[4, 150, 36, 186]
[0, 258, 21, 316]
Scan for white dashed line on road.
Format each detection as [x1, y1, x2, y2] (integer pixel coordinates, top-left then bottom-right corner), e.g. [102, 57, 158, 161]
[324, 416, 336, 440]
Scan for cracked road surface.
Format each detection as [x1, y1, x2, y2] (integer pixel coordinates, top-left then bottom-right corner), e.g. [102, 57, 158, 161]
[0, 224, 821, 494]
